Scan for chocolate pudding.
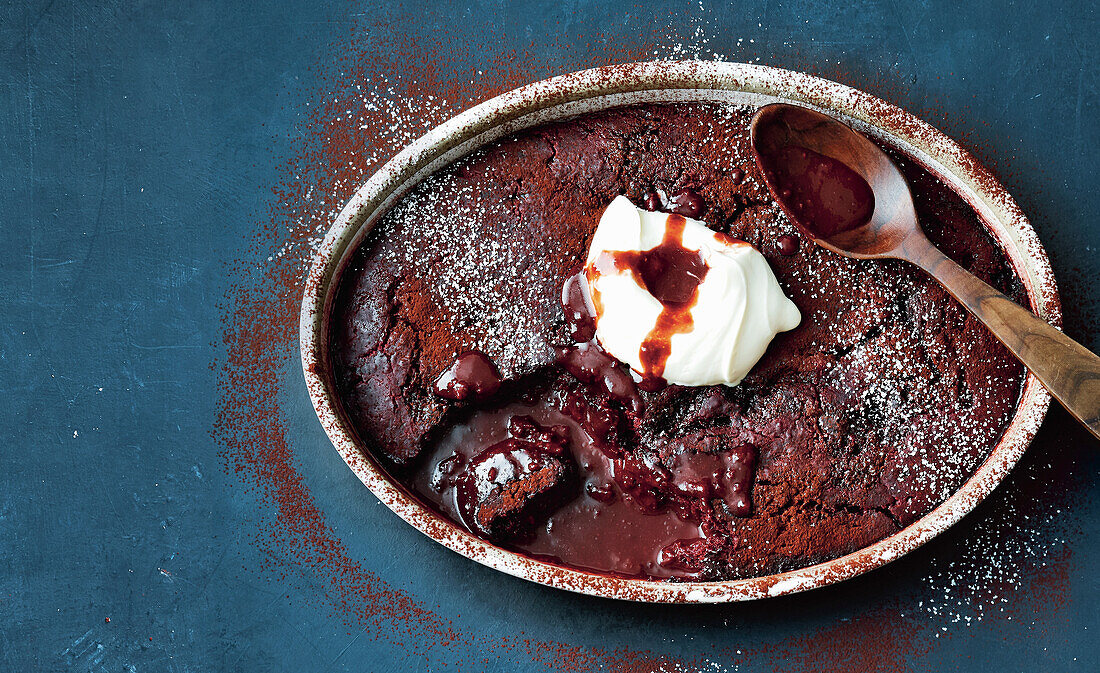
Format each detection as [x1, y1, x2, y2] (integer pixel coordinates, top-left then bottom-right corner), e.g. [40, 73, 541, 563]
[329, 103, 1028, 580]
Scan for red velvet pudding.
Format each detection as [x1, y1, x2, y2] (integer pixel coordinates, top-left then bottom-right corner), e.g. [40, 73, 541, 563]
[329, 103, 1028, 581]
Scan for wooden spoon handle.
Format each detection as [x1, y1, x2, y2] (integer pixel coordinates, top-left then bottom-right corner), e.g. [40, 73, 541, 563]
[903, 237, 1100, 439]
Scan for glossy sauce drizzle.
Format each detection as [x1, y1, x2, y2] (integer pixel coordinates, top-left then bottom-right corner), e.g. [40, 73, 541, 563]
[587, 214, 709, 387]
[759, 145, 875, 237]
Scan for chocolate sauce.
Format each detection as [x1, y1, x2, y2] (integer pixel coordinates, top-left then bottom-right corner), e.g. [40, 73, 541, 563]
[667, 188, 705, 218]
[584, 481, 617, 503]
[559, 270, 646, 412]
[640, 187, 705, 218]
[561, 272, 596, 343]
[657, 538, 710, 574]
[414, 400, 706, 579]
[730, 168, 746, 185]
[554, 343, 644, 414]
[760, 145, 875, 237]
[589, 214, 709, 384]
[559, 389, 617, 443]
[432, 350, 502, 401]
[669, 444, 756, 517]
[776, 234, 799, 256]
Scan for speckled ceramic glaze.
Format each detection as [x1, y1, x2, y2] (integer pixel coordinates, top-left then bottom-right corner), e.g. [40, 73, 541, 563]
[299, 62, 1059, 603]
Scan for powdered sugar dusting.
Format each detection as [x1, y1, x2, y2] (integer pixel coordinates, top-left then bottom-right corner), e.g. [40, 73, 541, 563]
[918, 499, 1070, 628]
[370, 166, 567, 370]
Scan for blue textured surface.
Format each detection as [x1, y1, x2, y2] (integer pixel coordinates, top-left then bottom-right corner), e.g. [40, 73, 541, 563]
[2, 1, 1098, 670]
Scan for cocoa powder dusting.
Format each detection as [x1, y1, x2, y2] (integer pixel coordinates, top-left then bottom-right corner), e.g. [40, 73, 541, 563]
[211, 9, 1078, 673]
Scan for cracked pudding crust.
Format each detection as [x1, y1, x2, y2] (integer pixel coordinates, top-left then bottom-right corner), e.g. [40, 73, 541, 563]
[329, 103, 1028, 581]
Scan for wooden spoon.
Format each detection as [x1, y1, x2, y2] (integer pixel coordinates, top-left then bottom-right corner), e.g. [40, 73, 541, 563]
[749, 102, 1100, 439]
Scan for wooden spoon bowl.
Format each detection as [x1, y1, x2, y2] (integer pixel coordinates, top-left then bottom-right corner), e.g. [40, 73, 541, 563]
[750, 103, 1100, 439]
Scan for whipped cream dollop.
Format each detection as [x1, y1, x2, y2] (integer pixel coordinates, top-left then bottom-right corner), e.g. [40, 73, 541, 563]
[583, 196, 801, 387]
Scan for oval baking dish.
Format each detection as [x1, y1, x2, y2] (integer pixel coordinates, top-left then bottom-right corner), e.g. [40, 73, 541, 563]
[300, 61, 1058, 602]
